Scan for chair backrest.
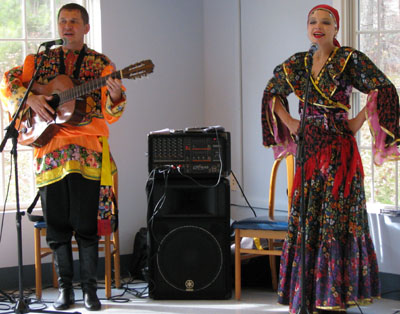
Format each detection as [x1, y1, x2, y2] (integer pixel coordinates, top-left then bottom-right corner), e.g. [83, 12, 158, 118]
[268, 154, 294, 220]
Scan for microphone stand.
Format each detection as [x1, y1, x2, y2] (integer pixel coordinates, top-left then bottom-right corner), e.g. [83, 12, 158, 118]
[295, 50, 314, 314]
[0, 47, 79, 314]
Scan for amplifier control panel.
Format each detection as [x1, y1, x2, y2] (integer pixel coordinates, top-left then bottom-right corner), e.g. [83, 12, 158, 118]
[148, 130, 230, 177]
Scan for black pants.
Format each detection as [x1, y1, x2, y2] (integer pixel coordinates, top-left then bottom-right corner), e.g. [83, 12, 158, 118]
[39, 173, 100, 249]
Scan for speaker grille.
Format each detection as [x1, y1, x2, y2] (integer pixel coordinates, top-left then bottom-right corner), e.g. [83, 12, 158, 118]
[156, 225, 223, 292]
[147, 177, 231, 299]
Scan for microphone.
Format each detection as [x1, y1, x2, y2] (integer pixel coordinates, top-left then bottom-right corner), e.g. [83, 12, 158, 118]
[40, 38, 66, 48]
[308, 43, 319, 56]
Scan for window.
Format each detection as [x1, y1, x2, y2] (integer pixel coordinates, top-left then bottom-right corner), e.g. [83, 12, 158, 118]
[0, 0, 99, 210]
[338, 0, 400, 212]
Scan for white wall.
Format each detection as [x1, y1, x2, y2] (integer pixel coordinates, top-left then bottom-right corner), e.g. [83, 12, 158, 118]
[203, 0, 242, 207]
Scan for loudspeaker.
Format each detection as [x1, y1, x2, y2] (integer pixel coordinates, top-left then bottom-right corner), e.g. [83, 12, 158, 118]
[147, 177, 231, 299]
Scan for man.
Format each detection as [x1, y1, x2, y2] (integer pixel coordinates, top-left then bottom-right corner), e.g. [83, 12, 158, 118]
[0, 3, 126, 311]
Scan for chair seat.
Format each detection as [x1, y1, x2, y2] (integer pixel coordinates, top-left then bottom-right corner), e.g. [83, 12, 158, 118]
[232, 215, 288, 231]
[34, 221, 47, 229]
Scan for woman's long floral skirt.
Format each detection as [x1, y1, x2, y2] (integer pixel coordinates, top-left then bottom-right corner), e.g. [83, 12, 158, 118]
[277, 132, 380, 314]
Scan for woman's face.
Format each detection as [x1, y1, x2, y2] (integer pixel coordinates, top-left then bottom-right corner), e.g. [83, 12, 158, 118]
[307, 9, 337, 48]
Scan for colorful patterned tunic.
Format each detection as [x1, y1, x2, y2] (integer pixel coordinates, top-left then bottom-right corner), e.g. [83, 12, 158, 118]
[261, 46, 400, 313]
[0, 45, 126, 187]
[0, 45, 127, 235]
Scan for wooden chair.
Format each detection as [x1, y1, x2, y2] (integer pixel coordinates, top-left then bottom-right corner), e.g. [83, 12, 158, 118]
[33, 173, 121, 300]
[232, 154, 294, 300]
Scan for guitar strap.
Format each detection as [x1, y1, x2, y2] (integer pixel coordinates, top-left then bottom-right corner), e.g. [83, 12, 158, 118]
[59, 45, 87, 79]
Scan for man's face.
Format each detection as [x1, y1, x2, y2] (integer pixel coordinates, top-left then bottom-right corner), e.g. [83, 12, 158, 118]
[58, 9, 90, 50]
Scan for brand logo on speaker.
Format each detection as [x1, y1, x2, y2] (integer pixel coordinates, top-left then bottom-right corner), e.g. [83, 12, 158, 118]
[185, 280, 194, 291]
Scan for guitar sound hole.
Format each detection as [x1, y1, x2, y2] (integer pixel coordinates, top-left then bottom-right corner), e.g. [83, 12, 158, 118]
[48, 94, 60, 111]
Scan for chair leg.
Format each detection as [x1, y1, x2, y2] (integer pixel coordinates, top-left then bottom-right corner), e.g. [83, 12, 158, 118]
[34, 228, 42, 300]
[104, 235, 111, 299]
[52, 254, 58, 288]
[268, 239, 278, 291]
[113, 229, 121, 289]
[234, 230, 242, 300]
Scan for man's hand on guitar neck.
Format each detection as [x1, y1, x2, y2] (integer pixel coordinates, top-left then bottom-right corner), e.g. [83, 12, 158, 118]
[26, 94, 56, 122]
[106, 77, 123, 103]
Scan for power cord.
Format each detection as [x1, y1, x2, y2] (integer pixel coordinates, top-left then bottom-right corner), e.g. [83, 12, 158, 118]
[230, 170, 257, 217]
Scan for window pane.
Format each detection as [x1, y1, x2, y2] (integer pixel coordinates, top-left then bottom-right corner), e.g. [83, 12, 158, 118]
[374, 161, 396, 205]
[361, 148, 372, 202]
[359, 0, 378, 31]
[55, 0, 82, 7]
[3, 150, 35, 207]
[0, 41, 24, 154]
[359, 94, 371, 148]
[380, 33, 400, 87]
[3, 152, 15, 204]
[358, 0, 400, 209]
[27, 41, 42, 55]
[0, 0, 23, 39]
[380, 0, 400, 31]
[26, 0, 53, 38]
[0, 42, 24, 78]
[0, 41, 25, 154]
[359, 33, 381, 68]
[54, 0, 84, 21]
[1, 113, 13, 153]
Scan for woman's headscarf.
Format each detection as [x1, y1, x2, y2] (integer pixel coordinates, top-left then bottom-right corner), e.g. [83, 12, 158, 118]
[308, 4, 341, 47]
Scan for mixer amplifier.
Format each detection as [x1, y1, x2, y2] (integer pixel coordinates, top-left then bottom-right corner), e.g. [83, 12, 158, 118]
[148, 128, 230, 178]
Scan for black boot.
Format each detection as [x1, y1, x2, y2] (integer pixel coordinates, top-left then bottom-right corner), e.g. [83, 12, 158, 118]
[83, 289, 101, 311]
[52, 243, 75, 310]
[79, 243, 101, 311]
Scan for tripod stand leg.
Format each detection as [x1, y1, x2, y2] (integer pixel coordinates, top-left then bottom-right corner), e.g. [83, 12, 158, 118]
[14, 300, 29, 314]
[0, 289, 13, 303]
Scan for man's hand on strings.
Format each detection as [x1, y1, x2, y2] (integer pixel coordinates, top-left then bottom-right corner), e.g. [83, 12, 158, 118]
[27, 94, 55, 122]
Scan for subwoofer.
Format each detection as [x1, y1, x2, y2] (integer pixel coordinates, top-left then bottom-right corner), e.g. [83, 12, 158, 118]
[147, 177, 231, 299]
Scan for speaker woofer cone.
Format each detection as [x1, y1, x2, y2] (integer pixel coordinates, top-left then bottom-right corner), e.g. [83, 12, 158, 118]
[156, 225, 223, 292]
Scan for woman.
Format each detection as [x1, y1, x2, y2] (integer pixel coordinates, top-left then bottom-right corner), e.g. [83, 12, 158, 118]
[261, 4, 400, 314]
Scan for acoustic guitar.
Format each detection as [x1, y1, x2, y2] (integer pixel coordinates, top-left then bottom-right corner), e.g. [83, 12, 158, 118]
[17, 59, 154, 147]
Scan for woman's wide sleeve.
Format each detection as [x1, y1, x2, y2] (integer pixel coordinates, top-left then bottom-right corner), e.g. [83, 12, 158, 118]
[261, 63, 296, 159]
[349, 50, 400, 165]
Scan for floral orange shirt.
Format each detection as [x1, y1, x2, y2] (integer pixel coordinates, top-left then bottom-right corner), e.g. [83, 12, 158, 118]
[0, 45, 127, 187]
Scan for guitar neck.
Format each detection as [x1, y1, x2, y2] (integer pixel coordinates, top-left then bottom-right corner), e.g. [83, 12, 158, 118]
[58, 71, 122, 104]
